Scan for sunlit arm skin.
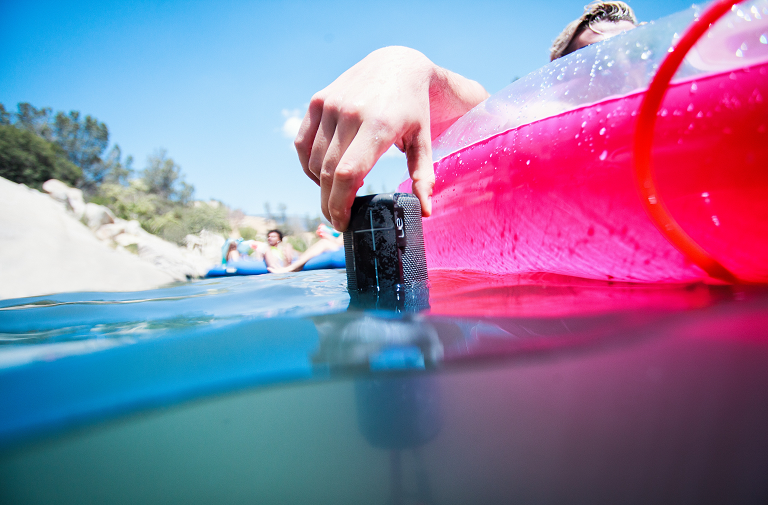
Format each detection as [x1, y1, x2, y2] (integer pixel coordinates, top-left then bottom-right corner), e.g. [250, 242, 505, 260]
[294, 46, 489, 231]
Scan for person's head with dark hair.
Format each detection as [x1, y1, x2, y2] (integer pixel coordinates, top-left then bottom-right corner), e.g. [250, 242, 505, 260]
[226, 240, 240, 262]
[550, 1, 638, 61]
[267, 229, 283, 246]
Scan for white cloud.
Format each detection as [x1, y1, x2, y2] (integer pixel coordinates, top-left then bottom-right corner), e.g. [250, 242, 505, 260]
[281, 108, 303, 139]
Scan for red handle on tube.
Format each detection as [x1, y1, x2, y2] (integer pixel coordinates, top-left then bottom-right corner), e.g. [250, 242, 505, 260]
[633, 0, 747, 283]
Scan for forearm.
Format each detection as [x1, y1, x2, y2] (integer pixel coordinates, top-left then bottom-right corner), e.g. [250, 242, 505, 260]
[283, 245, 294, 265]
[428, 66, 489, 140]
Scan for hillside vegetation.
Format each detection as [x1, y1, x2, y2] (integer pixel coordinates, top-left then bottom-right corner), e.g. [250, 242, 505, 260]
[0, 103, 230, 244]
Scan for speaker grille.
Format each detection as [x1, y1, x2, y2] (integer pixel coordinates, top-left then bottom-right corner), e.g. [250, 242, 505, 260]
[397, 194, 428, 285]
[343, 231, 356, 291]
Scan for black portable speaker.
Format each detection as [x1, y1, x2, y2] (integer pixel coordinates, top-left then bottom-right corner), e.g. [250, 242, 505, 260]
[343, 193, 428, 295]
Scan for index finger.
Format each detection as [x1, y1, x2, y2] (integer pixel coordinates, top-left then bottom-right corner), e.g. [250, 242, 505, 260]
[294, 97, 325, 185]
[404, 125, 435, 217]
[326, 124, 394, 231]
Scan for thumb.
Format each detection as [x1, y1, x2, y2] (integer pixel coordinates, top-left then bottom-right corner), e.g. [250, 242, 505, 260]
[405, 126, 435, 217]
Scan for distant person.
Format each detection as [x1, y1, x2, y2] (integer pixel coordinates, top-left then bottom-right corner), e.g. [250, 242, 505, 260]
[295, 1, 638, 232]
[226, 241, 240, 263]
[268, 224, 343, 274]
[263, 229, 295, 269]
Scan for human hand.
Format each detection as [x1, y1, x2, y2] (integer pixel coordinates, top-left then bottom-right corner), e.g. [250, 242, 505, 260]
[295, 46, 437, 231]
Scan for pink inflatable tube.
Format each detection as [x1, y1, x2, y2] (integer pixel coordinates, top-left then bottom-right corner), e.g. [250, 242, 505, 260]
[399, 0, 768, 283]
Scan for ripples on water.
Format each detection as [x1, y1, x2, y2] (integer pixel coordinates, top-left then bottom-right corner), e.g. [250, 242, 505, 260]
[0, 269, 350, 364]
[1, 269, 767, 504]
[0, 269, 752, 367]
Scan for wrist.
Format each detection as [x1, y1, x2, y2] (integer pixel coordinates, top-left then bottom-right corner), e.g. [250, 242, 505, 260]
[428, 67, 489, 139]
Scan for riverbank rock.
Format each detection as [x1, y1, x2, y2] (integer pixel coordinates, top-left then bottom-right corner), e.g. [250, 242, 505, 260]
[83, 202, 115, 230]
[0, 177, 177, 300]
[1, 178, 227, 300]
[42, 179, 86, 220]
[185, 230, 226, 265]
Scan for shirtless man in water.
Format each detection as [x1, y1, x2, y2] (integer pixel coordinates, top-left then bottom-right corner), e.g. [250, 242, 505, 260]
[263, 229, 296, 270]
[267, 224, 343, 274]
[294, 2, 637, 232]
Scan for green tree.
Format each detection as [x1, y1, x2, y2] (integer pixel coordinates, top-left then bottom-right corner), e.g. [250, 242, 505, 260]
[147, 210, 186, 245]
[239, 226, 257, 241]
[95, 179, 159, 225]
[2, 101, 229, 245]
[142, 150, 194, 208]
[0, 125, 81, 189]
[3, 103, 115, 195]
[145, 205, 230, 245]
[0, 104, 11, 126]
[15, 103, 53, 140]
[238, 226, 258, 240]
[181, 204, 230, 236]
[52, 110, 109, 193]
[101, 145, 133, 186]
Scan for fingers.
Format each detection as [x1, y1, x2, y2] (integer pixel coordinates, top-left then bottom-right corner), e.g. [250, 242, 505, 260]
[326, 122, 393, 230]
[308, 108, 338, 191]
[294, 97, 324, 185]
[405, 126, 435, 217]
[319, 114, 361, 223]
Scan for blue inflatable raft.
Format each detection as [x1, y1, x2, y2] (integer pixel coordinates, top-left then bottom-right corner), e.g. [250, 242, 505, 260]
[206, 247, 346, 277]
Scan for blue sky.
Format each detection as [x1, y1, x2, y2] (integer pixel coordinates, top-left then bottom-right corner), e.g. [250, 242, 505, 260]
[1, 0, 694, 217]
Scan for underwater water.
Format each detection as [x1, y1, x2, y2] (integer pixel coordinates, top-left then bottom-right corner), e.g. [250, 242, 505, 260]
[1, 269, 768, 504]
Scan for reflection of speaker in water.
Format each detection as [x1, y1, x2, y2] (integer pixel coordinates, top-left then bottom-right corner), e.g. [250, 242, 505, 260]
[355, 376, 441, 504]
[313, 269, 441, 503]
[355, 376, 441, 449]
[312, 279, 436, 370]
